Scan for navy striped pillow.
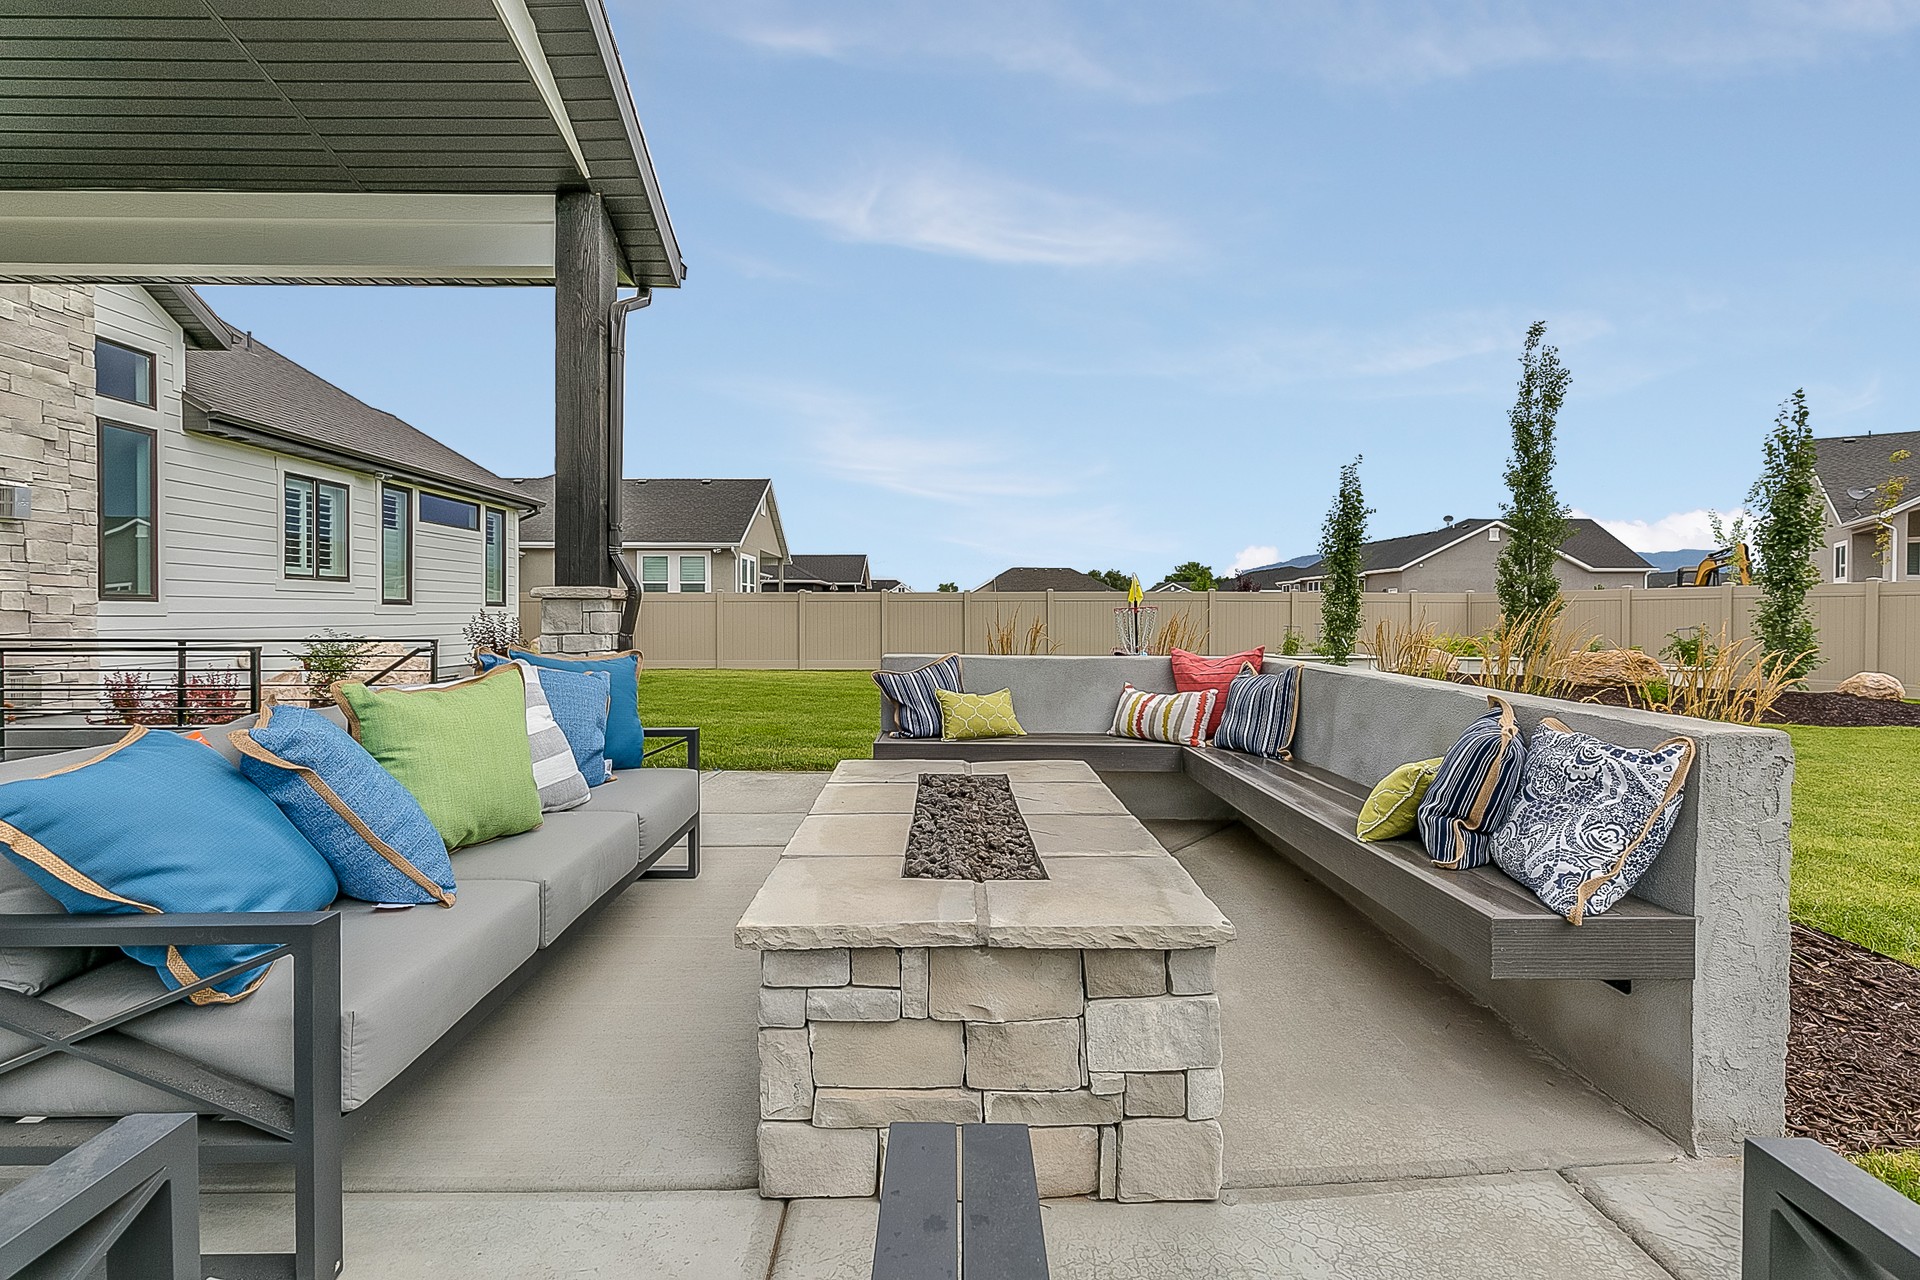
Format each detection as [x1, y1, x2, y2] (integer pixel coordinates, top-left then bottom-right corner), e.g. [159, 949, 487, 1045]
[1212, 664, 1302, 759]
[1416, 695, 1526, 869]
[872, 655, 963, 739]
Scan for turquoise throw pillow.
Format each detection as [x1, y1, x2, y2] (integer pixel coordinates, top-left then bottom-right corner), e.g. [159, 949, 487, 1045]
[231, 704, 457, 906]
[0, 728, 339, 1003]
[493, 649, 644, 769]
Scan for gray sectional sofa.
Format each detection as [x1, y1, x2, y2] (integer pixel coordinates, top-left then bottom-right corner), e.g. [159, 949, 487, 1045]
[874, 653, 1795, 1159]
[0, 708, 700, 1280]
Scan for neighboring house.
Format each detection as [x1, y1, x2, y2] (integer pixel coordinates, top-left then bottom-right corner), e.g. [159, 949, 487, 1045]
[767, 554, 872, 592]
[0, 282, 531, 662]
[1149, 580, 1192, 593]
[1811, 430, 1920, 583]
[976, 568, 1118, 592]
[1272, 519, 1653, 592]
[513, 476, 790, 635]
[1230, 564, 1313, 592]
[871, 578, 909, 593]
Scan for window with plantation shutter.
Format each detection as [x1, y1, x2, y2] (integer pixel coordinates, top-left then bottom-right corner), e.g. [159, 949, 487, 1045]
[284, 477, 313, 577]
[381, 484, 412, 603]
[484, 508, 507, 606]
[284, 474, 349, 581]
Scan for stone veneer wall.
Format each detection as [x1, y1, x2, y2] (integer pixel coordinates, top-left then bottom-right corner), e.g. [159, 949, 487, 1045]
[757, 943, 1225, 1203]
[0, 284, 97, 644]
[529, 584, 628, 654]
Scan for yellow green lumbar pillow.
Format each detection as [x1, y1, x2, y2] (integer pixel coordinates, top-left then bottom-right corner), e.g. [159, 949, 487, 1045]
[335, 664, 541, 850]
[1357, 758, 1444, 841]
[935, 688, 1026, 741]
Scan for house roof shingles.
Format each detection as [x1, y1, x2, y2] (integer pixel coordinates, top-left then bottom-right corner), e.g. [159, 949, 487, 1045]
[784, 554, 870, 586]
[185, 333, 529, 508]
[1812, 431, 1920, 524]
[513, 476, 772, 547]
[1284, 518, 1651, 580]
[979, 567, 1118, 592]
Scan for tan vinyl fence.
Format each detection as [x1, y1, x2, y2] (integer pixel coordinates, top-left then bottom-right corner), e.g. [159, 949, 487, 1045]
[605, 585, 1920, 692]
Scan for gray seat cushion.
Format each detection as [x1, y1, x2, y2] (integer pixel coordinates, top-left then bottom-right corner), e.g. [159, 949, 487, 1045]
[452, 809, 639, 946]
[586, 768, 699, 862]
[0, 878, 539, 1115]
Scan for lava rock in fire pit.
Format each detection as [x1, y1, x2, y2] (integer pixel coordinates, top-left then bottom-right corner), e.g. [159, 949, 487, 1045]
[903, 773, 1047, 882]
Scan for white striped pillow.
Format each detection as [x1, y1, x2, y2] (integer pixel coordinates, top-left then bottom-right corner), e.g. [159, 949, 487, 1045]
[512, 660, 590, 812]
[1108, 684, 1216, 747]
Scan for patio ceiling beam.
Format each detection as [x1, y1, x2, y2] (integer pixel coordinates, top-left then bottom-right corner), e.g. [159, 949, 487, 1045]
[0, 191, 558, 285]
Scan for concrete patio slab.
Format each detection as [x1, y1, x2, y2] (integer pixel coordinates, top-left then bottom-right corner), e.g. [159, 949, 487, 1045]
[1142, 819, 1236, 854]
[202, 1190, 783, 1279]
[770, 1172, 1673, 1279]
[702, 810, 810, 846]
[1567, 1158, 1744, 1280]
[699, 770, 833, 812]
[1174, 823, 1681, 1187]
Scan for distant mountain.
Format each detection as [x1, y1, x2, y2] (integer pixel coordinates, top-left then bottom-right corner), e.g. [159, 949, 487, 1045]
[1640, 550, 1717, 573]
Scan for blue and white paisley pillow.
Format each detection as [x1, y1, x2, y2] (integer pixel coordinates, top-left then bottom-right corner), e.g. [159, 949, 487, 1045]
[1490, 719, 1696, 924]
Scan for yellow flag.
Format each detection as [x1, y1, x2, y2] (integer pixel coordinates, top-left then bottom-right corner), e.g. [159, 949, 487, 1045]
[1127, 575, 1143, 605]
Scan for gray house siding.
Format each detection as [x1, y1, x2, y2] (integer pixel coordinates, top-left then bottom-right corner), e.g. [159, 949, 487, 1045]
[1377, 526, 1647, 592]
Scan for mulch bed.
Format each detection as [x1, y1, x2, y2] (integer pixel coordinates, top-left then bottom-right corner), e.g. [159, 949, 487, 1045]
[1554, 683, 1920, 728]
[1789, 924, 1920, 1152]
[903, 773, 1047, 882]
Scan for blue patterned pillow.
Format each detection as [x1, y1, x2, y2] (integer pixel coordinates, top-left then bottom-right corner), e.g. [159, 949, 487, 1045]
[0, 728, 339, 1003]
[1416, 695, 1526, 869]
[1211, 664, 1302, 759]
[873, 654, 962, 739]
[233, 704, 457, 906]
[1491, 720, 1695, 923]
[522, 662, 612, 785]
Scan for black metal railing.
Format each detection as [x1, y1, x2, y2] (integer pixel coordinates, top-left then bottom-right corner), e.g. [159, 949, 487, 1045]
[0, 636, 441, 757]
[1744, 1137, 1920, 1278]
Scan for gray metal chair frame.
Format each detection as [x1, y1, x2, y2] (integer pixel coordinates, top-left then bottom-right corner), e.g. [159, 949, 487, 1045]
[0, 1112, 202, 1280]
[1744, 1137, 1920, 1279]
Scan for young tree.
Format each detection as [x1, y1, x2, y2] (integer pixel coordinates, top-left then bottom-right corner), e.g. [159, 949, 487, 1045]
[1871, 449, 1912, 570]
[1317, 457, 1370, 664]
[1747, 389, 1825, 678]
[1166, 561, 1216, 591]
[1495, 321, 1573, 623]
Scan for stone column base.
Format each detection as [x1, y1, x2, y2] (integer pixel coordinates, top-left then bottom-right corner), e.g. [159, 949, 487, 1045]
[530, 585, 628, 655]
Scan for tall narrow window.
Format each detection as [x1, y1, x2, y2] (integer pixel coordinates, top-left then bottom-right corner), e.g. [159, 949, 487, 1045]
[284, 474, 349, 580]
[640, 554, 670, 593]
[739, 554, 757, 593]
[98, 422, 156, 599]
[381, 484, 412, 604]
[1834, 543, 1848, 582]
[484, 508, 507, 606]
[678, 554, 708, 593]
[1908, 541, 1920, 579]
[95, 338, 154, 407]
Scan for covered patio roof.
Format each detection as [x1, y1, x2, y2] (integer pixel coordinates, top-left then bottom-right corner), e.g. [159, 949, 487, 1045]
[0, 0, 682, 286]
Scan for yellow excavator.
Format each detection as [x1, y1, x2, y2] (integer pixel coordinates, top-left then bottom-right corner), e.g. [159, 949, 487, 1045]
[1681, 544, 1753, 587]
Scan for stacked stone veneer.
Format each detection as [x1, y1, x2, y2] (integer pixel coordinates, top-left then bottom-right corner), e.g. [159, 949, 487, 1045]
[529, 584, 627, 654]
[757, 942, 1224, 1202]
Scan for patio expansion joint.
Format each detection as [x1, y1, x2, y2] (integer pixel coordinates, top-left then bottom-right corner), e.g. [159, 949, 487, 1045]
[1155, 819, 1237, 853]
[1550, 1168, 1693, 1280]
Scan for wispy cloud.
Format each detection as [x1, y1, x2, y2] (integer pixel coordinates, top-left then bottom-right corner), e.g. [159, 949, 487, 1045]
[706, 0, 1201, 101]
[1229, 545, 1281, 573]
[768, 159, 1178, 267]
[1582, 506, 1752, 553]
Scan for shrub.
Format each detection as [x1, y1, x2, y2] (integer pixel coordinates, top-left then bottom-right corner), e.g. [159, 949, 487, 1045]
[1278, 627, 1306, 657]
[1317, 458, 1370, 665]
[300, 629, 371, 703]
[463, 610, 524, 656]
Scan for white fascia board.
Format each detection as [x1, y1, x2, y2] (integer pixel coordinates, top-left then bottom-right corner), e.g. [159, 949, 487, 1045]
[1836, 495, 1920, 530]
[519, 541, 743, 551]
[491, 0, 592, 179]
[0, 192, 556, 283]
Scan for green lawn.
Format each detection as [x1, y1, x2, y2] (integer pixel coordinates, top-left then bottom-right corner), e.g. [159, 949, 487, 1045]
[1782, 725, 1920, 967]
[638, 668, 876, 772]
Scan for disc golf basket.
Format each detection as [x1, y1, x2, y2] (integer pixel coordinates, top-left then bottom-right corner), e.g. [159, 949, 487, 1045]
[1114, 602, 1158, 655]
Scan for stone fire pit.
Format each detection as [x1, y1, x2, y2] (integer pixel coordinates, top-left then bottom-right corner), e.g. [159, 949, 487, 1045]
[734, 758, 1236, 1203]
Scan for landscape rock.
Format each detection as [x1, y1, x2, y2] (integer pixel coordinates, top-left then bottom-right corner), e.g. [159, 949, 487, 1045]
[763, 949, 850, 988]
[812, 1087, 981, 1128]
[928, 946, 1083, 1022]
[985, 1089, 1124, 1126]
[1028, 1125, 1100, 1197]
[759, 1028, 813, 1120]
[1083, 949, 1166, 999]
[1838, 671, 1906, 701]
[965, 1018, 1082, 1091]
[1084, 996, 1223, 1073]
[1124, 1072, 1187, 1117]
[757, 1123, 877, 1199]
[1561, 648, 1666, 688]
[807, 986, 902, 1022]
[1117, 1119, 1224, 1202]
[811, 1019, 965, 1088]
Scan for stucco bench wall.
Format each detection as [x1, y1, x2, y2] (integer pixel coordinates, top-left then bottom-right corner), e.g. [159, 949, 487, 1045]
[875, 653, 1793, 1156]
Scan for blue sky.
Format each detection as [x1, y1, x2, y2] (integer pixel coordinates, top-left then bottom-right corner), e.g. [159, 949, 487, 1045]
[205, 1, 1920, 590]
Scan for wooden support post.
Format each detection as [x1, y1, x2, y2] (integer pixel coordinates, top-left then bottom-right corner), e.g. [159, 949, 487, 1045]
[553, 190, 620, 587]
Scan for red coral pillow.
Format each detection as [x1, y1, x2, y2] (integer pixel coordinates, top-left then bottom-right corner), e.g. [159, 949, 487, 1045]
[1170, 647, 1264, 736]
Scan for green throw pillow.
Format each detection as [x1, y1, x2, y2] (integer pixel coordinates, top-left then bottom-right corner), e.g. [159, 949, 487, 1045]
[336, 665, 541, 850]
[935, 688, 1026, 741]
[1357, 758, 1444, 842]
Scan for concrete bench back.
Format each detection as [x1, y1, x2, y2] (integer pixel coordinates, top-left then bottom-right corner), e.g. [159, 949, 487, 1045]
[882, 653, 1795, 1156]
